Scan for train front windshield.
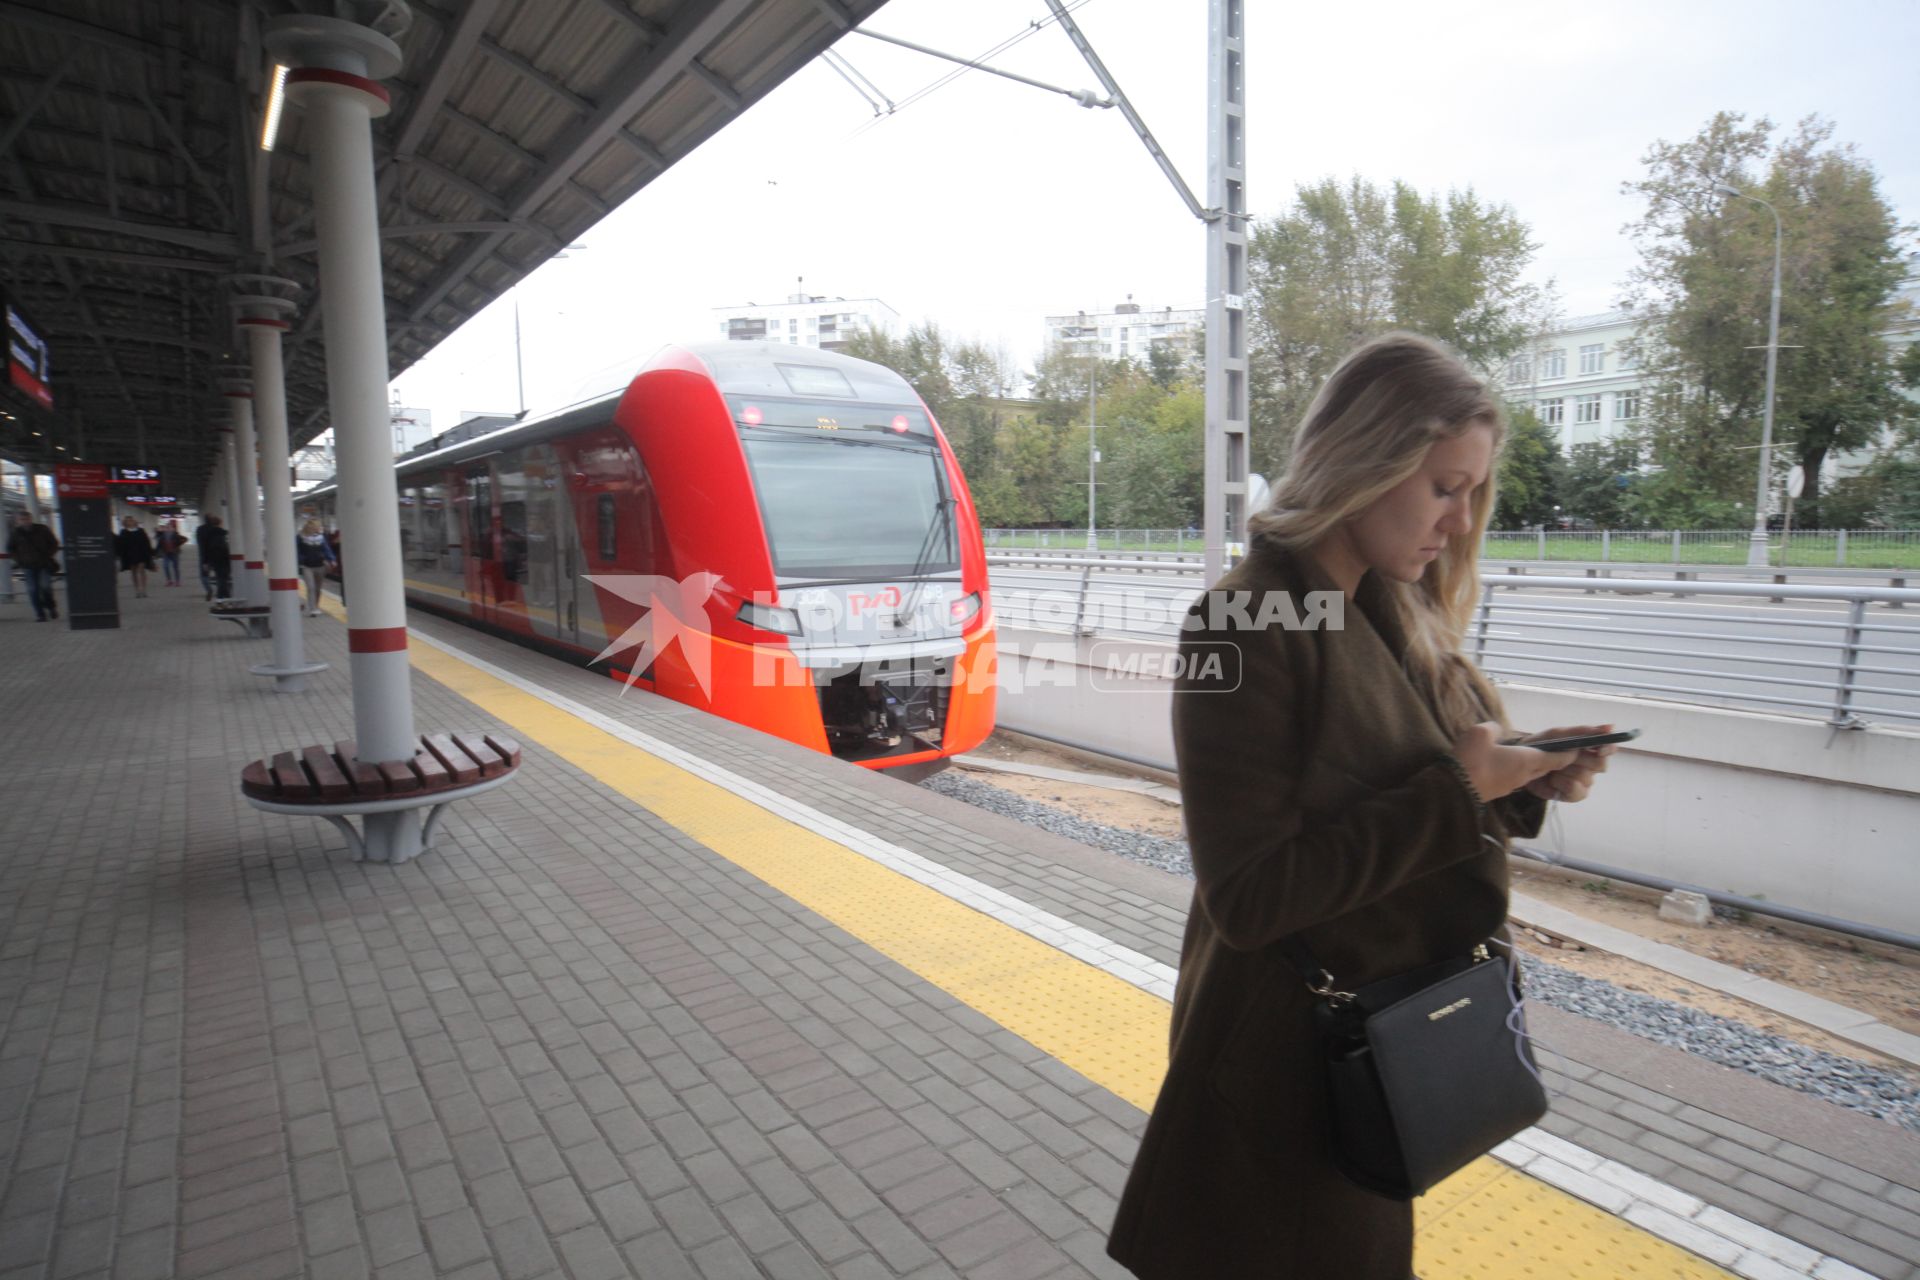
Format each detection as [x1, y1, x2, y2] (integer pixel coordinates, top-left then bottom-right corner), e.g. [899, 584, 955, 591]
[734, 399, 955, 580]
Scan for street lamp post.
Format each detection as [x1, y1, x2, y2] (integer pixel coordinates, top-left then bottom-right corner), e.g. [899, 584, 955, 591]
[1086, 351, 1098, 551]
[512, 242, 586, 419]
[1712, 181, 1784, 568]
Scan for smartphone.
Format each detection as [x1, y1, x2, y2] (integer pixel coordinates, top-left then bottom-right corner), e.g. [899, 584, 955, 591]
[1523, 728, 1641, 753]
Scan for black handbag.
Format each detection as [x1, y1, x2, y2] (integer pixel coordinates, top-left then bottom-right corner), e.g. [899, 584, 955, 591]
[1280, 938, 1548, 1200]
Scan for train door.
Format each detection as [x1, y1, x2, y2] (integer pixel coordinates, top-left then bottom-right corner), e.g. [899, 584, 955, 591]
[496, 457, 529, 628]
[463, 464, 497, 624]
[516, 445, 568, 642]
[555, 482, 582, 646]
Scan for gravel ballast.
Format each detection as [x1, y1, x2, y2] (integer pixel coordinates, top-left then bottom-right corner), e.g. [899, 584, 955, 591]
[922, 770, 1920, 1132]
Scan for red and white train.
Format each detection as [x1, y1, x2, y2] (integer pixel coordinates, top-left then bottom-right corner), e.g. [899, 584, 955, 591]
[307, 343, 996, 773]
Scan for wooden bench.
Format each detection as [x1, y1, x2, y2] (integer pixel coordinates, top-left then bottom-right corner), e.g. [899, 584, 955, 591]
[241, 733, 521, 862]
[210, 598, 273, 638]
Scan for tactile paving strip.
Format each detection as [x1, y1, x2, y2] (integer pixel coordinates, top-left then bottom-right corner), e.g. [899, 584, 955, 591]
[1417, 1157, 1726, 1278]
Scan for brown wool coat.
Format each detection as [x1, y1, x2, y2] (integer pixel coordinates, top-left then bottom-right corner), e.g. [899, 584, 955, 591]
[1107, 539, 1546, 1280]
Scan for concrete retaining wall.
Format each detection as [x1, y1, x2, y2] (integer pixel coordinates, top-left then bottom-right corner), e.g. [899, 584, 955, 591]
[993, 626, 1920, 934]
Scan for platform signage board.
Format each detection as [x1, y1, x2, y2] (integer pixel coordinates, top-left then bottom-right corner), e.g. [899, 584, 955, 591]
[4, 289, 52, 411]
[54, 463, 117, 630]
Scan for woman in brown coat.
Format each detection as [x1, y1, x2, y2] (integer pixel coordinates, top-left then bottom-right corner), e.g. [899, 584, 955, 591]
[1107, 333, 1617, 1279]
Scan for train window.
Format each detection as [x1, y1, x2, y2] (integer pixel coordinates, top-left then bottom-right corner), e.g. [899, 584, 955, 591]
[467, 468, 492, 559]
[499, 501, 527, 583]
[741, 435, 954, 578]
[597, 494, 616, 561]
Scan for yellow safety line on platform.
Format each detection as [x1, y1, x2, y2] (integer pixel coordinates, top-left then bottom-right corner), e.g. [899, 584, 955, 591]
[344, 598, 1730, 1278]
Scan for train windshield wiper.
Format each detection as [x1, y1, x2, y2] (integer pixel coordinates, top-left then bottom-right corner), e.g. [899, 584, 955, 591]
[895, 457, 956, 627]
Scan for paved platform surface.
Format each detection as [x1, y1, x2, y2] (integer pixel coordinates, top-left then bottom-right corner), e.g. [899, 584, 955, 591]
[1, 581, 1916, 1280]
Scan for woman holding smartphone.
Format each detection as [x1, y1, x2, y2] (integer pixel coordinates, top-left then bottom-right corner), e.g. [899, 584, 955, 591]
[1107, 332, 1617, 1279]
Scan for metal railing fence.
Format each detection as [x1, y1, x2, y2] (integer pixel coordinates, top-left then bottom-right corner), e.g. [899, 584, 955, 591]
[986, 564, 1920, 727]
[1480, 528, 1920, 569]
[984, 528, 1201, 554]
[984, 528, 1920, 569]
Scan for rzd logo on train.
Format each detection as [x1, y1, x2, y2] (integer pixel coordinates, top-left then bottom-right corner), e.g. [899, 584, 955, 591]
[848, 586, 903, 618]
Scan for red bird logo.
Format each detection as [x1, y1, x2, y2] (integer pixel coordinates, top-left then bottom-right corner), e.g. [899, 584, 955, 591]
[584, 571, 724, 697]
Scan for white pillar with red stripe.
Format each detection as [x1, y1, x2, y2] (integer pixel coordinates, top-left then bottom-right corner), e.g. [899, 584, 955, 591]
[267, 11, 418, 858]
[220, 423, 243, 599]
[240, 286, 328, 692]
[226, 381, 269, 610]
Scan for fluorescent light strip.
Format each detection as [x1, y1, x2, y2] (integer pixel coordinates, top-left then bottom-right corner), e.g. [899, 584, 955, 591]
[260, 64, 288, 152]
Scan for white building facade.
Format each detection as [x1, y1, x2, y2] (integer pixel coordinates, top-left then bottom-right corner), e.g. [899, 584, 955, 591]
[1508, 260, 1919, 483]
[1045, 297, 1203, 363]
[1503, 310, 1645, 453]
[713, 288, 899, 352]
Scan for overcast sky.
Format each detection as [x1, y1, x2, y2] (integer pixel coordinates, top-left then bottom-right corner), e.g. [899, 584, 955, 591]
[387, 0, 1920, 431]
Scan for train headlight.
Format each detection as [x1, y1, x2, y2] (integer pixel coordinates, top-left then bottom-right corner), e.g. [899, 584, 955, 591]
[948, 592, 981, 626]
[736, 601, 802, 636]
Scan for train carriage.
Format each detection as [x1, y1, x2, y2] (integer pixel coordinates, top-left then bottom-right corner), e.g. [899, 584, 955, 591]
[307, 342, 996, 773]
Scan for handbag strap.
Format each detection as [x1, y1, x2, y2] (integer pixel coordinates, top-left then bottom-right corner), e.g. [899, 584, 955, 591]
[1277, 935, 1497, 1005]
[1276, 936, 1355, 1003]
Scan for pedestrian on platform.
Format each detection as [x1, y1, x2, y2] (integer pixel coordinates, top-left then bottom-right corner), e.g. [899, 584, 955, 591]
[154, 520, 188, 586]
[195, 514, 232, 602]
[7, 510, 60, 621]
[1107, 332, 1618, 1280]
[296, 518, 335, 616]
[116, 516, 155, 598]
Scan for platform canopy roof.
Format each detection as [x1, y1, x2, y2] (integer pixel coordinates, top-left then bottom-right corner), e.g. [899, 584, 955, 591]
[0, 0, 887, 493]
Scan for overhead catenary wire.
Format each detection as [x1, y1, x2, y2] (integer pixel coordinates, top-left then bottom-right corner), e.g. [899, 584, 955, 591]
[819, 49, 891, 117]
[845, 0, 1098, 140]
[823, 49, 897, 116]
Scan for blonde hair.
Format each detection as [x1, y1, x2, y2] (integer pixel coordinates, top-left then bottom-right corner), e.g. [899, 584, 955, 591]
[301, 519, 321, 535]
[1249, 331, 1507, 732]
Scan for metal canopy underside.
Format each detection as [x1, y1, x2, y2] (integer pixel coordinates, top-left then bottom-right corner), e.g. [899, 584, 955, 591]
[0, 0, 888, 491]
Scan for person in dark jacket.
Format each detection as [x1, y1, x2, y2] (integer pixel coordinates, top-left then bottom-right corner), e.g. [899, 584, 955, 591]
[195, 515, 232, 601]
[295, 518, 336, 616]
[154, 520, 188, 587]
[7, 510, 60, 620]
[115, 516, 155, 598]
[1107, 334, 1617, 1280]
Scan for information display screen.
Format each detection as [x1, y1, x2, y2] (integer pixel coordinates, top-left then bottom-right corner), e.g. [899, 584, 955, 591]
[4, 290, 52, 411]
[109, 466, 162, 485]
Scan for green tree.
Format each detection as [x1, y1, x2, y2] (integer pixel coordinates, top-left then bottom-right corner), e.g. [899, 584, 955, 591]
[990, 415, 1083, 526]
[1102, 382, 1205, 528]
[1247, 176, 1550, 476]
[1145, 339, 1190, 391]
[1825, 411, 1920, 527]
[1555, 440, 1641, 528]
[1028, 343, 1127, 427]
[840, 323, 955, 416]
[1873, 455, 1920, 525]
[1620, 113, 1916, 527]
[1494, 406, 1562, 528]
